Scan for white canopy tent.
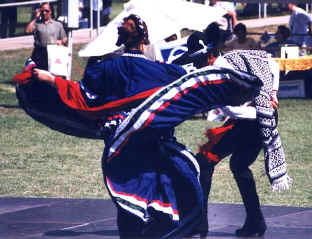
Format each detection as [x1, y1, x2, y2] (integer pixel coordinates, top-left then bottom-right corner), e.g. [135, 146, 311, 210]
[78, 0, 227, 58]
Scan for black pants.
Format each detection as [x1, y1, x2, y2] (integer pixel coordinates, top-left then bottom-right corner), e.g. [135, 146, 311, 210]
[202, 120, 264, 223]
[0, 6, 17, 38]
[31, 46, 48, 70]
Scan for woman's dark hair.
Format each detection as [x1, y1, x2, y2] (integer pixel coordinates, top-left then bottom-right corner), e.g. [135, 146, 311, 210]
[126, 14, 150, 45]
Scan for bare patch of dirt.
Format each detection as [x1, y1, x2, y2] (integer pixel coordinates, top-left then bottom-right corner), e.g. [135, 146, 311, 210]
[0, 106, 20, 116]
[0, 84, 16, 93]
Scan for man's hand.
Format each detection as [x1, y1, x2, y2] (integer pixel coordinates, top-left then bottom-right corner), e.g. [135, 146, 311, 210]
[54, 38, 68, 46]
[34, 8, 41, 20]
[55, 40, 63, 45]
[25, 8, 41, 33]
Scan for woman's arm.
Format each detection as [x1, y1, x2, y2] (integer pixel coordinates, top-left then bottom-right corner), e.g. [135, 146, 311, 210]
[33, 69, 56, 87]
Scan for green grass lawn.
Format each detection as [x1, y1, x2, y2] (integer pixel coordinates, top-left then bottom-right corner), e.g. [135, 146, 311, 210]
[1, 45, 311, 208]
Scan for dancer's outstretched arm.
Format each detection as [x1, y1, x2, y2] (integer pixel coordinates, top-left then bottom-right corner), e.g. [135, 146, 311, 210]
[33, 69, 56, 87]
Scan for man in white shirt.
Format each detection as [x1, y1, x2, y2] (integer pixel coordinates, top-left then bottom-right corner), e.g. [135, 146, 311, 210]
[288, 3, 312, 46]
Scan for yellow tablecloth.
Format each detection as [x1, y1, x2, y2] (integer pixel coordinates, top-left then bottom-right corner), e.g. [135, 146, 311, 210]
[275, 56, 312, 71]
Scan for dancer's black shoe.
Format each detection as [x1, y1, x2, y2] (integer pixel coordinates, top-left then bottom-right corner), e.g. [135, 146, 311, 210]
[189, 218, 208, 238]
[235, 219, 267, 237]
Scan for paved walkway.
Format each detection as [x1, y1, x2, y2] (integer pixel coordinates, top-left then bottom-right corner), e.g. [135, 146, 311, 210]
[0, 16, 290, 52]
[1, 197, 312, 239]
[0, 28, 93, 51]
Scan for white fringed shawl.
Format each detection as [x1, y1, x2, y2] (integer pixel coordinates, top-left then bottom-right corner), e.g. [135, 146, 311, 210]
[223, 50, 292, 192]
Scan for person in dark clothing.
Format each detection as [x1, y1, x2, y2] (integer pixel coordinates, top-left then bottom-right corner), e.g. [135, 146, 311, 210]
[172, 30, 291, 237]
[0, 2, 17, 38]
[198, 118, 267, 237]
[83, 0, 112, 28]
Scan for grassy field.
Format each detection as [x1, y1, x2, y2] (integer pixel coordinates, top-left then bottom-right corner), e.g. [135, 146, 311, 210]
[1, 43, 312, 208]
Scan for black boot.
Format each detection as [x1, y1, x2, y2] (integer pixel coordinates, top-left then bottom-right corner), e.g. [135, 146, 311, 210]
[235, 215, 267, 237]
[233, 170, 267, 237]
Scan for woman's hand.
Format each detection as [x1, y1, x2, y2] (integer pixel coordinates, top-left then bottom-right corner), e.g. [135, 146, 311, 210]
[33, 69, 56, 87]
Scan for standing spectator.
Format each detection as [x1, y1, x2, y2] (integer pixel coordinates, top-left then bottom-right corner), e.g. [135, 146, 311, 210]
[85, 0, 112, 28]
[78, 0, 89, 29]
[0, 0, 17, 38]
[25, 2, 67, 70]
[288, 3, 312, 46]
[102, 0, 112, 25]
[79, 0, 84, 20]
[79, 0, 90, 23]
[209, 0, 237, 41]
[223, 23, 259, 52]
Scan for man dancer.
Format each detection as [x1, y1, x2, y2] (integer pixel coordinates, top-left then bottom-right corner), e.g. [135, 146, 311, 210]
[189, 43, 292, 238]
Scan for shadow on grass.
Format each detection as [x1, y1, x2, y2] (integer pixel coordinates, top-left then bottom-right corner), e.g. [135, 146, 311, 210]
[3, 80, 17, 85]
[0, 104, 20, 109]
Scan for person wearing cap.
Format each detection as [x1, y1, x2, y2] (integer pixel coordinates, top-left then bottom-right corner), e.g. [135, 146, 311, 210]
[173, 31, 291, 237]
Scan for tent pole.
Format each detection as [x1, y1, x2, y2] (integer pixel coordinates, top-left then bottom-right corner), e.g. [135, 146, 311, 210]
[67, 29, 73, 81]
[97, 0, 100, 36]
[89, 0, 93, 38]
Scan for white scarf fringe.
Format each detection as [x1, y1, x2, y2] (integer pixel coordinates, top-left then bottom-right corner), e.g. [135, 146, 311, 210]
[271, 174, 293, 192]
